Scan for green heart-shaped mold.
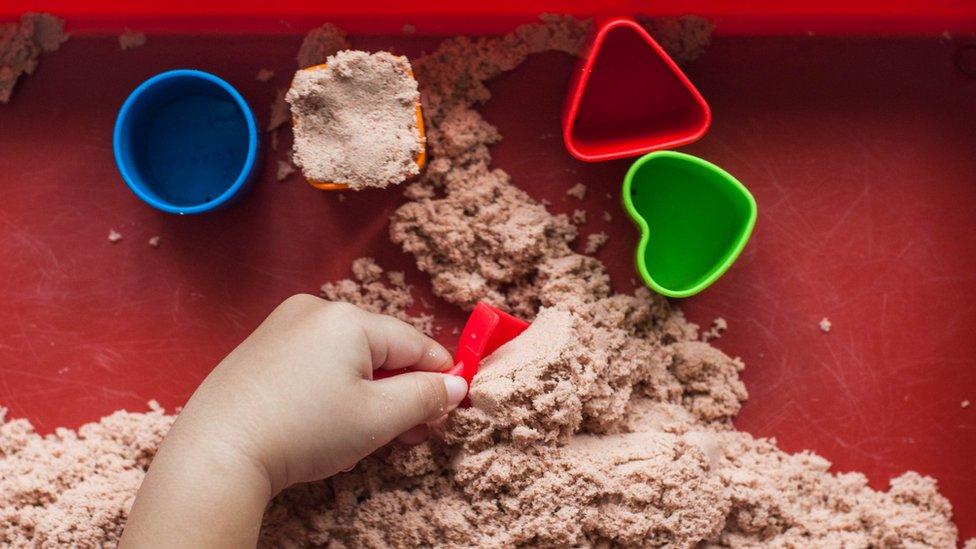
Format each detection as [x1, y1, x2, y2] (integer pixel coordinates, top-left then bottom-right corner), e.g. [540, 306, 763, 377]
[622, 151, 757, 298]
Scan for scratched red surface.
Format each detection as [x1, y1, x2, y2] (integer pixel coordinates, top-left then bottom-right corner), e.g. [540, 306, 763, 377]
[0, 33, 974, 537]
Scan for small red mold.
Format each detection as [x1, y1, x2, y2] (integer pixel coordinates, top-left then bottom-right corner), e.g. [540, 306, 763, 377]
[562, 17, 711, 162]
[373, 302, 529, 407]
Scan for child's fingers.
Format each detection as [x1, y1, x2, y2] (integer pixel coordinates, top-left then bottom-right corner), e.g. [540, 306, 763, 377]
[359, 312, 453, 374]
[365, 373, 467, 441]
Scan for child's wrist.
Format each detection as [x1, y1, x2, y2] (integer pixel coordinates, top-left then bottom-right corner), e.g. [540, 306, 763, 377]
[163, 421, 275, 497]
[167, 410, 283, 495]
[123, 420, 274, 546]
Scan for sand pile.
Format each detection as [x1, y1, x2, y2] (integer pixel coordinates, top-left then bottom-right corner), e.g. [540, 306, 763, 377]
[636, 15, 713, 64]
[0, 13, 67, 103]
[296, 23, 349, 70]
[319, 257, 434, 335]
[265, 15, 961, 546]
[0, 16, 964, 548]
[0, 404, 173, 546]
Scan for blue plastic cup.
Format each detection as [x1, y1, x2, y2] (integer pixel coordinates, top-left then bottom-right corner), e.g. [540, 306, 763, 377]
[113, 70, 259, 214]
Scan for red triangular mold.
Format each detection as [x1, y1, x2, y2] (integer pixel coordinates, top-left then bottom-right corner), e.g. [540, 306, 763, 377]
[562, 17, 711, 162]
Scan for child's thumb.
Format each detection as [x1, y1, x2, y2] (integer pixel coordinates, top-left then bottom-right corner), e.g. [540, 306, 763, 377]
[364, 372, 467, 443]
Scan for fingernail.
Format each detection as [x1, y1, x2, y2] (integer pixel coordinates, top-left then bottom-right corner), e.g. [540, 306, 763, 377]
[443, 375, 468, 407]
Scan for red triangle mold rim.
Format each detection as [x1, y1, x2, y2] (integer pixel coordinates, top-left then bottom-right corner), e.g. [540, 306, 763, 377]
[562, 17, 712, 162]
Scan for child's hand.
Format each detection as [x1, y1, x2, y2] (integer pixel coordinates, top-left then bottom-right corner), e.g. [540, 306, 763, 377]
[121, 295, 467, 548]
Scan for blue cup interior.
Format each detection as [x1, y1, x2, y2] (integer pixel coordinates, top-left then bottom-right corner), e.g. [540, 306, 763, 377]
[114, 70, 257, 214]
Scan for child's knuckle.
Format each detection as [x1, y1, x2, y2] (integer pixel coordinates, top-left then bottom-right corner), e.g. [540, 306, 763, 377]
[280, 293, 320, 312]
[412, 375, 445, 414]
[322, 300, 360, 318]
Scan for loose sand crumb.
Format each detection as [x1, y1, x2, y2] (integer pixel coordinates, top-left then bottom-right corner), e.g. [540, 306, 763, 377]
[819, 317, 832, 333]
[0, 13, 68, 103]
[320, 257, 433, 335]
[701, 317, 728, 341]
[275, 159, 295, 181]
[107, 229, 122, 243]
[637, 15, 713, 64]
[583, 231, 608, 254]
[0, 17, 963, 548]
[566, 182, 587, 199]
[571, 208, 587, 224]
[255, 68, 274, 82]
[602, 210, 612, 221]
[147, 236, 160, 248]
[118, 28, 146, 50]
[287, 50, 422, 190]
[963, 400, 971, 409]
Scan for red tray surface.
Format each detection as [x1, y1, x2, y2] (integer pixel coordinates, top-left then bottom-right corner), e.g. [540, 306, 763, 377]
[0, 32, 974, 537]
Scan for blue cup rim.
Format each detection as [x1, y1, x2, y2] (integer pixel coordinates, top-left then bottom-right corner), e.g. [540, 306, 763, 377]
[113, 69, 259, 215]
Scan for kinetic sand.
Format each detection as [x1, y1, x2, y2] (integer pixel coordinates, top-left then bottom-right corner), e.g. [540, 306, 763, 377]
[287, 50, 423, 190]
[0, 15, 965, 548]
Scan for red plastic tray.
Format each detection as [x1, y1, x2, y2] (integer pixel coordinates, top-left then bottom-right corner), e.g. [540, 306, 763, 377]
[0, 5, 974, 540]
[3, 1, 976, 35]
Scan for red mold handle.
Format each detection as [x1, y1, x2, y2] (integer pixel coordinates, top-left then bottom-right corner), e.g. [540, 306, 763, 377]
[372, 302, 529, 405]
